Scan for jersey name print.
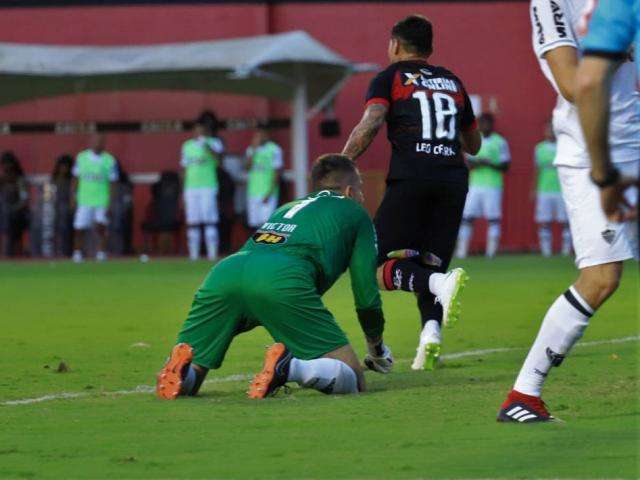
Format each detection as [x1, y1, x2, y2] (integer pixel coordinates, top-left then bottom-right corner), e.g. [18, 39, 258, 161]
[366, 60, 477, 183]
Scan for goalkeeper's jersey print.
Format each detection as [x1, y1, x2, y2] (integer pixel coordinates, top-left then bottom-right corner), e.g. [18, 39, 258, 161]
[365, 60, 477, 183]
[240, 190, 381, 313]
[530, 0, 639, 167]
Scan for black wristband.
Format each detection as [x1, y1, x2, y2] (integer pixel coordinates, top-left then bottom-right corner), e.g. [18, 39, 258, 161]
[590, 167, 620, 188]
[356, 308, 385, 340]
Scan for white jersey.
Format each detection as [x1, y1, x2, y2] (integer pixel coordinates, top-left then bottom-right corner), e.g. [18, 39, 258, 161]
[530, 0, 639, 167]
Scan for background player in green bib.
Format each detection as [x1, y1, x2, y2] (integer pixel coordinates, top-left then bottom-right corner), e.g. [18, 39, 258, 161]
[156, 155, 395, 399]
[71, 133, 118, 263]
[245, 128, 284, 228]
[456, 113, 511, 259]
[181, 118, 224, 261]
[533, 123, 571, 257]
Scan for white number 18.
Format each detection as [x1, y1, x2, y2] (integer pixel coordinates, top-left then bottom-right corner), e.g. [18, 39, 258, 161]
[412, 91, 457, 141]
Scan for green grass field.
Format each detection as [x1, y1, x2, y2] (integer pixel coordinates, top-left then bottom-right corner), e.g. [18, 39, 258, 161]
[0, 256, 638, 479]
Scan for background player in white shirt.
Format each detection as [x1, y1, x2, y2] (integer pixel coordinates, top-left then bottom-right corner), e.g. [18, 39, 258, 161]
[499, 0, 639, 423]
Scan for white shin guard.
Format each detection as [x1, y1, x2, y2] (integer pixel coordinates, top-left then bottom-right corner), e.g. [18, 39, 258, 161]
[288, 357, 358, 394]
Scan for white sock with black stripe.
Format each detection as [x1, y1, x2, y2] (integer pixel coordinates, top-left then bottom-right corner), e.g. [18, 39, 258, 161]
[514, 286, 593, 397]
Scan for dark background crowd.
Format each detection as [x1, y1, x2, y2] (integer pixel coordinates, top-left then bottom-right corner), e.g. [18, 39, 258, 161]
[0, 148, 262, 259]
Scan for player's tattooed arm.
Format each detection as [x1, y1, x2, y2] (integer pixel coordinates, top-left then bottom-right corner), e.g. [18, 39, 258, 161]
[342, 103, 388, 160]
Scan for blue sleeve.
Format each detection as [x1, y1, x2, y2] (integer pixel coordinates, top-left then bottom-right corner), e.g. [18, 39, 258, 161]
[582, 0, 636, 58]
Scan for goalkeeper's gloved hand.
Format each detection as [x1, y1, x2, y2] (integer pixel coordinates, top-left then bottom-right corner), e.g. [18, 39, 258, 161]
[364, 341, 394, 374]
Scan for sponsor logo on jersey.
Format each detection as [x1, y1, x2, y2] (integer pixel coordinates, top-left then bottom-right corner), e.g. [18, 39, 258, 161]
[550, 0, 567, 38]
[532, 6, 545, 45]
[403, 73, 459, 92]
[252, 231, 288, 244]
[403, 73, 421, 86]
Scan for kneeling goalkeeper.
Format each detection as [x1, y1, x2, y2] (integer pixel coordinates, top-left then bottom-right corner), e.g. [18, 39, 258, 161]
[156, 154, 395, 399]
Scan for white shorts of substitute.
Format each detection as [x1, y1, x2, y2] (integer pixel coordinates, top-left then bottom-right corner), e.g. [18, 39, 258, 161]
[184, 187, 219, 226]
[535, 192, 568, 223]
[463, 186, 503, 221]
[247, 194, 278, 228]
[74, 206, 108, 230]
[558, 161, 638, 269]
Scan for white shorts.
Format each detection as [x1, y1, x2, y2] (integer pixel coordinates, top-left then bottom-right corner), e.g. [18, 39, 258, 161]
[558, 161, 638, 269]
[73, 206, 108, 230]
[535, 192, 568, 223]
[247, 194, 278, 228]
[184, 188, 218, 225]
[463, 186, 503, 220]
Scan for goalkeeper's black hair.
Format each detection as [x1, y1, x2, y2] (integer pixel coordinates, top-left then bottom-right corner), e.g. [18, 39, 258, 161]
[311, 154, 359, 191]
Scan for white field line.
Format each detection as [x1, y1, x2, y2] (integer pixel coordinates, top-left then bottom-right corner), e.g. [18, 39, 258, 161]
[2, 336, 637, 407]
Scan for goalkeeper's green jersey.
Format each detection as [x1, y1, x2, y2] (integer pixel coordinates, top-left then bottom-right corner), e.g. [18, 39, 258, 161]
[240, 189, 382, 315]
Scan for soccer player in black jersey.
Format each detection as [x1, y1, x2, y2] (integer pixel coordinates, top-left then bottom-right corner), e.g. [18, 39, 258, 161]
[342, 15, 482, 370]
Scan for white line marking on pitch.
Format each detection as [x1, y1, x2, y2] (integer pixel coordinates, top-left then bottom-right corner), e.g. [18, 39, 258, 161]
[2, 336, 637, 406]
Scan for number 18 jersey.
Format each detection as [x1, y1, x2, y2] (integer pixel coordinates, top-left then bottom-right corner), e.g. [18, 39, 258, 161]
[366, 60, 477, 183]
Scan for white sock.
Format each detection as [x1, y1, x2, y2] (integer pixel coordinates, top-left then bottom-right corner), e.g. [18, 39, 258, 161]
[561, 227, 572, 256]
[287, 357, 358, 394]
[187, 227, 201, 260]
[420, 319, 441, 345]
[456, 222, 472, 258]
[513, 286, 593, 397]
[204, 225, 219, 260]
[538, 226, 552, 257]
[486, 222, 500, 257]
[428, 272, 447, 296]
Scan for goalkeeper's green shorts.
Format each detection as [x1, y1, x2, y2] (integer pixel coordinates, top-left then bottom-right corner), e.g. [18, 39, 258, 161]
[177, 251, 349, 369]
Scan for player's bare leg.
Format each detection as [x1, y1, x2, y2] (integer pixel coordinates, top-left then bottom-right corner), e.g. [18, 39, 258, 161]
[248, 343, 363, 399]
[499, 261, 623, 422]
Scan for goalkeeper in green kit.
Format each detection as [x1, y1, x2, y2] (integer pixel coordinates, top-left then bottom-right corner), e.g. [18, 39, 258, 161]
[157, 153, 389, 398]
[157, 154, 463, 399]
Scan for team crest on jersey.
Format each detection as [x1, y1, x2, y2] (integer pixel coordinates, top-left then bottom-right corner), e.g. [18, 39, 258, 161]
[601, 228, 616, 245]
[252, 231, 288, 245]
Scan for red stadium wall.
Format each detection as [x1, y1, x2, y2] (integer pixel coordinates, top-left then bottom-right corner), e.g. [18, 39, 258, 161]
[0, 2, 557, 253]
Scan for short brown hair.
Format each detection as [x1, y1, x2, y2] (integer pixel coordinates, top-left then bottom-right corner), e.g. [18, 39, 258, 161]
[391, 15, 433, 57]
[311, 154, 359, 191]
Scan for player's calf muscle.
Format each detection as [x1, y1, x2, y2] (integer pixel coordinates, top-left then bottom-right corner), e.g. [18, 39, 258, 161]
[574, 262, 623, 309]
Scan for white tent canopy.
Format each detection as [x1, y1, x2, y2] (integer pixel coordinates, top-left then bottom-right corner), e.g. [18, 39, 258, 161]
[0, 31, 376, 196]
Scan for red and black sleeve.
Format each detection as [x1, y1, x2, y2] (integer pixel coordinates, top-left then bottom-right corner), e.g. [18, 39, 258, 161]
[364, 67, 394, 109]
